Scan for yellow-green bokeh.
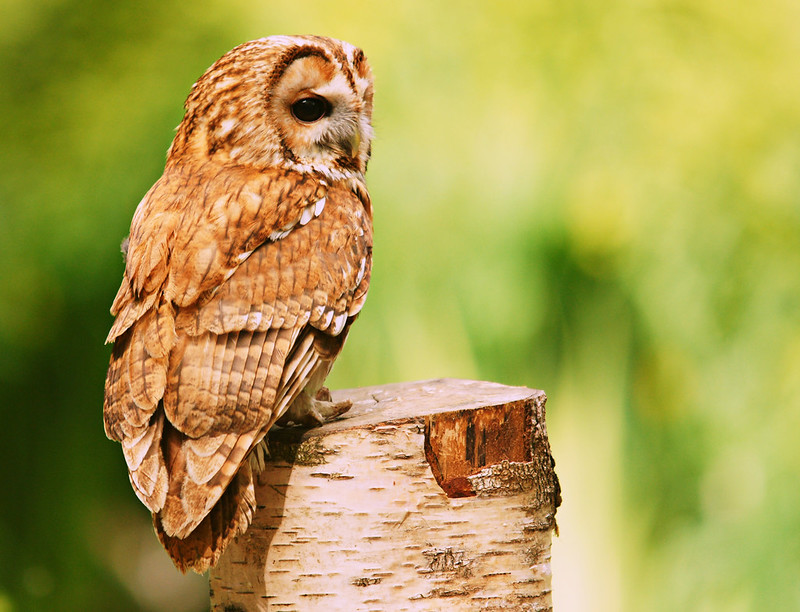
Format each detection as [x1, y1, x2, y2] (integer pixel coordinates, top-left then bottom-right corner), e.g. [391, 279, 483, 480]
[1, 1, 799, 610]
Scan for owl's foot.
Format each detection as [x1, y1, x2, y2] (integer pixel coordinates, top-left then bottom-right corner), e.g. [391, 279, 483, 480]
[277, 387, 352, 427]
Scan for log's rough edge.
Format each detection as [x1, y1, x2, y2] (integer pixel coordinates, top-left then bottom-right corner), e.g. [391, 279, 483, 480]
[328, 378, 541, 430]
[210, 378, 560, 611]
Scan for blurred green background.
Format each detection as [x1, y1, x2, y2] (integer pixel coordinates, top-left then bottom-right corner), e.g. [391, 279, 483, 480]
[2, 0, 799, 610]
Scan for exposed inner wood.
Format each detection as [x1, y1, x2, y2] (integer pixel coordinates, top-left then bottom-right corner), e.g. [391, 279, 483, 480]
[425, 399, 533, 498]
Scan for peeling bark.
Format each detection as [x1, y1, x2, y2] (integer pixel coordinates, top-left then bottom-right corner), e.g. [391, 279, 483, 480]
[210, 378, 560, 611]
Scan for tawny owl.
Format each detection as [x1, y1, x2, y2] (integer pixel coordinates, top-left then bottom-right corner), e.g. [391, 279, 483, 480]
[103, 35, 374, 573]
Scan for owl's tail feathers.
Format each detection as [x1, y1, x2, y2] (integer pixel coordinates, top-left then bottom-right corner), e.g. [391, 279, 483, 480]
[123, 412, 169, 512]
[104, 320, 171, 513]
[153, 461, 256, 574]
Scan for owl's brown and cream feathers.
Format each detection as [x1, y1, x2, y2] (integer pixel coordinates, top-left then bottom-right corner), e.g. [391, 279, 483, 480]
[103, 36, 374, 573]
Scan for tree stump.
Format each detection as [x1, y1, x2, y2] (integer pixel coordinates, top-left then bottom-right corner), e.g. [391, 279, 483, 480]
[209, 378, 560, 611]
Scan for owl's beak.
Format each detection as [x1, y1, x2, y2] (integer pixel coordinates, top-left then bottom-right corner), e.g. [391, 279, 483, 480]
[347, 129, 361, 158]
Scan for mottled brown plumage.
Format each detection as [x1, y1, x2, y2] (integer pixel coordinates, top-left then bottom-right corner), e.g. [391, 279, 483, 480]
[103, 36, 374, 573]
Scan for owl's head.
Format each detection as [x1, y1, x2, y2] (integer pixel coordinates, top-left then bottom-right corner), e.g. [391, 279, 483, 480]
[171, 36, 375, 179]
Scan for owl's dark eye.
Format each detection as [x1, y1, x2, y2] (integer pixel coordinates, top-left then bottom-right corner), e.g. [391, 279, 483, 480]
[291, 96, 331, 123]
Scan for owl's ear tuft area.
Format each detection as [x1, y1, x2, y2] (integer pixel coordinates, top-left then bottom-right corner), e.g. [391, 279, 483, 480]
[168, 35, 374, 177]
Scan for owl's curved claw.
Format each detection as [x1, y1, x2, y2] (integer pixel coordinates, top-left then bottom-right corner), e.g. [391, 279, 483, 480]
[277, 388, 352, 428]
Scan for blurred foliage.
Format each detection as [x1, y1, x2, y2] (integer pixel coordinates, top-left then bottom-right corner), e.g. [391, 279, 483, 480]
[1, 0, 799, 610]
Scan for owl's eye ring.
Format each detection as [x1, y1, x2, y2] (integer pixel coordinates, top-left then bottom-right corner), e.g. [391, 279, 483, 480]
[291, 96, 332, 123]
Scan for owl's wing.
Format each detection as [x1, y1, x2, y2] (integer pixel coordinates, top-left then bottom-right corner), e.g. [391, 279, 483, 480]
[104, 164, 326, 509]
[166, 182, 371, 436]
[103, 164, 371, 572]
[104, 163, 330, 447]
[106, 163, 329, 344]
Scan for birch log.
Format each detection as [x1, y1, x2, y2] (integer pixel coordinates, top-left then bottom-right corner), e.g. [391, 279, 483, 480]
[209, 378, 561, 611]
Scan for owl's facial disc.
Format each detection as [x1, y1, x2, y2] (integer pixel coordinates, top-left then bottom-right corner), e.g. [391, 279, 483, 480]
[287, 89, 360, 158]
[271, 53, 371, 172]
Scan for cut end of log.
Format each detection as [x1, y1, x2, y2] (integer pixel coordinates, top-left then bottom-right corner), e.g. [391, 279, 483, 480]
[210, 378, 560, 611]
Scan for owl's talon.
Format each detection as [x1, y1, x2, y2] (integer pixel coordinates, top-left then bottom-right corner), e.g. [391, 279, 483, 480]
[277, 394, 352, 427]
[319, 398, 352, 421]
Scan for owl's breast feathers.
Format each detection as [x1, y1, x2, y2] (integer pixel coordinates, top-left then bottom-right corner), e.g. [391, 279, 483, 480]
[103, 162, 372, 572]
